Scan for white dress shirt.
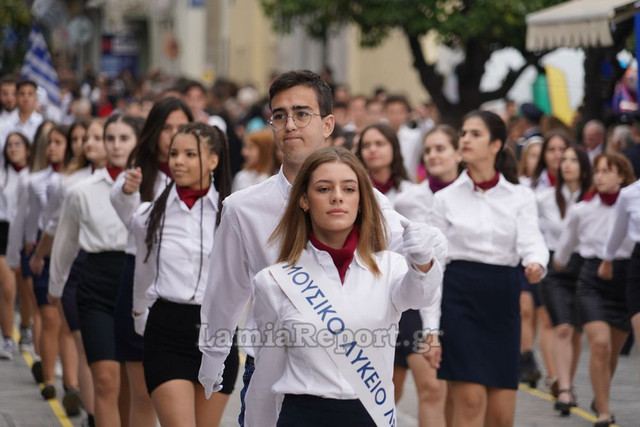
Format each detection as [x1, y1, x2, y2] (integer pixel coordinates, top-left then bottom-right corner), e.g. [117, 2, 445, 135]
[0, 166, 22, 222]
[198, 167, 406, 394]
[43, 166, 93, 235]
[249, 245, 442, 426]
[25, 166, 55, 243]
[397, 125, 424, 182]
[0, 110, 44, 155]
[382, 179, 417, 205]
[110, 170, 172, 255]
[6, 168, 30, 268]
[231, 169, 270, 193]
[393, 181, 435, 225]
[131, 185, 219, 312]
[554, 195, 635, 267]
[49, 168, 129, 297]
[431, 171, 549, 269]
[536, 185, 580, 251]
[603, 180, 640, 261]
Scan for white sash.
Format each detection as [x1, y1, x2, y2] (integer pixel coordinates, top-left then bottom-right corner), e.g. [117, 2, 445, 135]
[268, 251, 397, 427]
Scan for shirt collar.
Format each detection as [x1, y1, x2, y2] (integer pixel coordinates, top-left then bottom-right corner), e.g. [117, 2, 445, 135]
[94, 167, 115, 184]
[458, 169, 508, 192]
[277, 166, 292, 200]
[307, 241, 368, 271]
[167, 184, 219, 211]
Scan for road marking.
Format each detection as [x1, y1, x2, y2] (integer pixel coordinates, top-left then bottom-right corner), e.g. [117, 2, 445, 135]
[12, 328, 73, 427]
[519, 383, 619, 426]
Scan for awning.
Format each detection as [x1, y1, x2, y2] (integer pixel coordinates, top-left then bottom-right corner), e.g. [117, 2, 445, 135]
[526, 0, 640, 51]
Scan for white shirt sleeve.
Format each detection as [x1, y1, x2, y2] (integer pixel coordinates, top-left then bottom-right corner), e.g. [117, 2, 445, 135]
[391, 255, 443, 330]
[109, 173, 141, 229]
[48, 191, 82, 297]
[198, 207, 253, 397]
[24, 179, 40, 243]
[553, 207, 580, 268]
[516, 189, 549, 271]
[43, 176, 63, 235]
[245, 271, 286, 427]
[131, 204, 157, 314]
[603, 193, 630, 261]
[6, 177, 28, 268]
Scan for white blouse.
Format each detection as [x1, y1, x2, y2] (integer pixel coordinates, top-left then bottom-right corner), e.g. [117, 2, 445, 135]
[0, 166, 23, 222]
[131, 185, 219, 311]
[603, 180, 640, 260]
[536, 185, 581, 252]
[110, 170, 172, 255]
[49, 168, 129, 297]
[382, 179, 417, 205]
[431, 171, 548, 269]
[5, 168, 30, 268]
[25, 166, 55, 243]
[43, 166, 93, 235]
[554, 195, 635, 267]
[393, 181, 435, 225]
[249, 244, 442, 426]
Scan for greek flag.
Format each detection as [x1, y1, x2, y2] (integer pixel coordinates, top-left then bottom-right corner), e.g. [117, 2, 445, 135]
[21, 25, 61, 107]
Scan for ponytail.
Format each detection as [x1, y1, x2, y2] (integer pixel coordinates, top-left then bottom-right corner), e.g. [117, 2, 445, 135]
[496, 146, 519, 184]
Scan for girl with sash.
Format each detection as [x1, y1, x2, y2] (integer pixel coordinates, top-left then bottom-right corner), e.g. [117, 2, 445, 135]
[356, 123, 414, 204]
[110, 97, 193, 427]
[537, 145, 591, 415]
[393, 124, 462, 427]
[553, 153, 636, 427]
[253, 146, 443, 426]
[130, 123, 234, 427]
[49, 114, 140, 426]
[432, 110, 548, 427]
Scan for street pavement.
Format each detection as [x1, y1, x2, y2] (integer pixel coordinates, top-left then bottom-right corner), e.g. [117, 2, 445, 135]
[1, 338, 638, 426]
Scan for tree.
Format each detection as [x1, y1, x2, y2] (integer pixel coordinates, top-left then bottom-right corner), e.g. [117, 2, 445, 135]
[0, 0, 31, 76]
[261, 0, 564, 124]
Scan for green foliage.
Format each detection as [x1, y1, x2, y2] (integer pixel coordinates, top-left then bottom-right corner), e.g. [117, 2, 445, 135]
[261, 0, 564, 50]
[0, 0, 32, 75]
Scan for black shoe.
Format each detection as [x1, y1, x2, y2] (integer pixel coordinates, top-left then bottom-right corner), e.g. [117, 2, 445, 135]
[519, 351, 542, 388]
[31, 360, 43, 384]
[63, 388, 82, 417]
[593, 416, 615, 427]
[553, 389, 576, 416]
[41, 384, 56, 400]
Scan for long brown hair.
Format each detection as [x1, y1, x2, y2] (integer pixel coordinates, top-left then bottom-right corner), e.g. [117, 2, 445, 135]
[270, 147, 387, 275]
[244, 129, 276, 175]
[356, 123, 408, 190]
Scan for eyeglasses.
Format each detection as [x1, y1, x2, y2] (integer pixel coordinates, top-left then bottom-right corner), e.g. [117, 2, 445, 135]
[268, 110, 322, 130]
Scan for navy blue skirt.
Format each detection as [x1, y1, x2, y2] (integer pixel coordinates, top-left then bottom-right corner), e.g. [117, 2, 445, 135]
[438, 260, 521, 389]
[114, 254, 145, 362]
[61, 251, 87, 331]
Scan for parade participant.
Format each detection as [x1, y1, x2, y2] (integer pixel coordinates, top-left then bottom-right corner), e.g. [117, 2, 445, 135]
[553, 153, 636, 427]
[0, 132, 29, 360]
[517, 140, 542, 188]
[232, 129, 277, 192]
[251, 146, 442, 426]
[383, 95, 423, 181]
[600, 175, 640, 362]
[198, 70, 411, 427]
[0, 80, 43, 152]
[520, 130, 569, 390]
[131, 122, 233, 427]
[393, 124, 461, 427]
[48, 114, 139, 426]
[110, 97, 193, 427]
[432, 110, 548, 427]
[26, 125, 72, 400]
[356, 123, 413, 203]
[0, 77, 16, 124]
[537, 145, 591, 415]
[33, 120, 107, 418]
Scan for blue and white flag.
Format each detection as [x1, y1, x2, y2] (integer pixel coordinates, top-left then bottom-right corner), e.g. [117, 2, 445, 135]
[21, 25, 61, 107]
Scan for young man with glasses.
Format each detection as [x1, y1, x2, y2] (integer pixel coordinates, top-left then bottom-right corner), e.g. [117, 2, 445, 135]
[199, 70, 426, 426]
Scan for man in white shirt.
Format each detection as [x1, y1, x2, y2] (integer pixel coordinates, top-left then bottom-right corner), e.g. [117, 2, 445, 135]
[0, 80, 43, 149]
[384, 95, 424, 182]
[199, 70, 412, 426]
[583, 119, 605, 163]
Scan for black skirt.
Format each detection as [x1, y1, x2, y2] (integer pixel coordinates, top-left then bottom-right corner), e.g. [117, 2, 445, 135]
[577, 258, 630, 332]
[0, 221, 8, 255]
[438, 260, 521, 389]
[394, 309, 423, 368]
[143, 299, 240, 395]
[627, 243, 640, 317]
[541, 253, 584, 327]
[61, 251, 87, 332]
[114, 254, 144, 362]
[277, 394, 375, 427]
[77, 251, 127, 364]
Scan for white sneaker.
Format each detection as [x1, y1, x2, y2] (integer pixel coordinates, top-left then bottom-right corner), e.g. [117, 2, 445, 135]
[19, 327, 34, 353]
[0, 338, 16, 360]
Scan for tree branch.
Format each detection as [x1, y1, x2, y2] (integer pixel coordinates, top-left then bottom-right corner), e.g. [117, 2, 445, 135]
[479, 53, 542, 104]
[405, 31, 452, 112]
